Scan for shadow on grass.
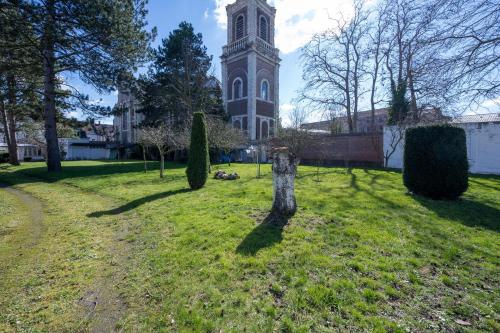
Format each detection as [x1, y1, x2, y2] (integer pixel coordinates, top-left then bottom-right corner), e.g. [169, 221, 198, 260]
[414, 196, 500, 232]
[5, 161, 186, 184]
[469, 178, 500, 192]
[87, 188, 191, 217]
[236, 212, 290, 256]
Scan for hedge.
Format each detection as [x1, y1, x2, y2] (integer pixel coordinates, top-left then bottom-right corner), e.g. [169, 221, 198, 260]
[186, 112, 209, 190]
[403, 125, 468, 200]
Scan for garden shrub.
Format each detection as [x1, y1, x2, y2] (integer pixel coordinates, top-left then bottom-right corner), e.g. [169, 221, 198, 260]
[186, 112, 209, 190]
[403, 125, 468, 200]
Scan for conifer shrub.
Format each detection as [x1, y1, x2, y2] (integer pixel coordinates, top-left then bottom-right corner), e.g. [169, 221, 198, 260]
[186, 112, 209, 190]
[403, 125, 468, 200]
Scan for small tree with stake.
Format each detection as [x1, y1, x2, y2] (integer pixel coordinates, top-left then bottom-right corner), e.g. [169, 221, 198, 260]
[139, 122, 187, 179]
[186, 112, 209, 190]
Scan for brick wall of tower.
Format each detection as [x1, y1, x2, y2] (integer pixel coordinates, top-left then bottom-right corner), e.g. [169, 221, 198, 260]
[256, 57, 275, 100]
[226, 58, 248, 100]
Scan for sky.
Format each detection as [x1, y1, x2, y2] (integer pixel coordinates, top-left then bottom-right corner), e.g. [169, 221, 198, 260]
[67, 0, 355, 124]
[67, 0, 498, 125]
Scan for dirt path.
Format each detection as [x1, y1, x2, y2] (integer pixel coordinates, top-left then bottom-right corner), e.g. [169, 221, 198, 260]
[0, 183, 43, 246]
[60, 185, 144, 333]
[1, 181, 139, 333]
[81, 206, 138, 333]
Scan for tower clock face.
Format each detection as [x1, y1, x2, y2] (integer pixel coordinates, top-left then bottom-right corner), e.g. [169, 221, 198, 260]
[222, 0, 280, 141]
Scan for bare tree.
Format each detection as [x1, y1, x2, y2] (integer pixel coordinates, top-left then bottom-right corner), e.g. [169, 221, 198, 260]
[136, 129, 150, 173]
[434, 0, 500, 110]
[301, 0, 369, 133]
[139, 122, 188, 178]
[276, 107, 314, 158]
[383, 122, 408, 168]
[367, 1, 391, 130]
[324, 108, 345, 135]
[205, 116, 246, 166]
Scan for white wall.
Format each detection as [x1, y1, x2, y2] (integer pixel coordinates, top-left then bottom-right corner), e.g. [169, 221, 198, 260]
[62, 138, 111, 160]
[384, 123, 500, 175]
[67, 146, 110, 160]
[383, 127, 405, 169]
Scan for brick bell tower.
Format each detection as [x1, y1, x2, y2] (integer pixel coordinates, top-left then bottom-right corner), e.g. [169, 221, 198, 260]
[221, 0, 280, 141]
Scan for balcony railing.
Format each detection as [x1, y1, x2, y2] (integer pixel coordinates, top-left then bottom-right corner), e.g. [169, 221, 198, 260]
[256, 38, 279, 58]
[223, 36, 249, 56]
[222, 36, 279, 59]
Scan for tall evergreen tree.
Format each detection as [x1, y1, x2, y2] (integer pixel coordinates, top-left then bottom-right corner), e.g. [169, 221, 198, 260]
[0, 4, 43, 165]
[10, 0, 154, 172]
[137, 22, 223, 124]
[186, 112, 209, 190]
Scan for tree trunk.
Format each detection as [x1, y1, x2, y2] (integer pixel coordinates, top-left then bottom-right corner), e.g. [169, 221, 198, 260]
[160, 154, 164, 178]
[6, 75, 19, 165]
[0, 99, 15, 164]
[143, 146, 148, 172]
[42, 0, 62, 172]
[272, 148, 299, 217]
[408, 68, 418, 121]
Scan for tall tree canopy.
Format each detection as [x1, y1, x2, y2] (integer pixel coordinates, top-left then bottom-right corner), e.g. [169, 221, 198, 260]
[301, 0, 500, 129]
[3, 0, 155, 171]
[137, 22, 225, 125]
[0, 3, 44, 165]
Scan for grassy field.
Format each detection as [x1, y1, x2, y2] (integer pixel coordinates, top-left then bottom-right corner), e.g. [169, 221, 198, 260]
[0, 161, 498, 332]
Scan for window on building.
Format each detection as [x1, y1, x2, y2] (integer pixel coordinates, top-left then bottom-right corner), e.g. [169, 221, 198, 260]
[261, 121, 269, 139]
[261, 80, 269, 101]
[233, 119, 242, 129]
[259, 16, 268, 42]
[235, 15, 245, 40]
[122, 112, 128, 130]
[233, 78, 243, 99]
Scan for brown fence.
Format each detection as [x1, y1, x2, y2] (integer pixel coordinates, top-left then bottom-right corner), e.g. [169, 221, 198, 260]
[300, 133, 384, 167]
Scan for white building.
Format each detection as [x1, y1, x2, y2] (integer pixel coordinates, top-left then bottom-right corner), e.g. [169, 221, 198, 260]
[60, 138, 117, 161]
[0, 127, 44, 161]
[0, 143, 44, 161]
[384, 113, 500, 175]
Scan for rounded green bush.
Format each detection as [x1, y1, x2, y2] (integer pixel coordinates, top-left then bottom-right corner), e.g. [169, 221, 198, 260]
[403, 125, 468, 200]
[186, 112, 209, 190]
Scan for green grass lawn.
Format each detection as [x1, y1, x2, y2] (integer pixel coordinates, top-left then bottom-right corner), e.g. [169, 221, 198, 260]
[0, 161, 499, 332]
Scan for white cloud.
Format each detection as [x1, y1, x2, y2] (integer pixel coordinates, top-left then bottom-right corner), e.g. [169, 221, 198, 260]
[213, 0, 354, 54]
[204, 9, 210, 20]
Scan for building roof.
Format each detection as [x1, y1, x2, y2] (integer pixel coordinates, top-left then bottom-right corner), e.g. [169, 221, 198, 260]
[452, 113, 500, 124]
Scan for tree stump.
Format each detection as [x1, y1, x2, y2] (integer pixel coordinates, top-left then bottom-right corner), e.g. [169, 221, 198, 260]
[272, 147, 299, 217]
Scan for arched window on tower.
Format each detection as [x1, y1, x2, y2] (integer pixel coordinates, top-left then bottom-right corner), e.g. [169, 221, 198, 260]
[233, 78, 243, 100]
[261, 80, 269, 101]
[261, 121, 269, 139]
[235, 15, 245, 40]
[259, 16, 268, 42]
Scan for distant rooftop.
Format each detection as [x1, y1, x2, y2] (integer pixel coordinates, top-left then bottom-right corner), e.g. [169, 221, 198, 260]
[453, 113, 500, 124]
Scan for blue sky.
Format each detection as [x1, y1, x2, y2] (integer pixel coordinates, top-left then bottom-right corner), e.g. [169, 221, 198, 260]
[67, 0, 353, 124]
[67, 0, 498, 124]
